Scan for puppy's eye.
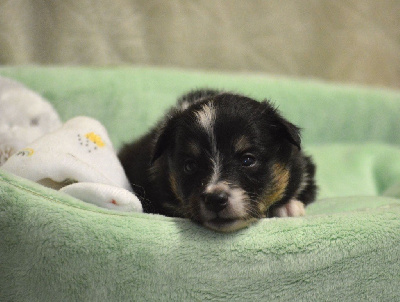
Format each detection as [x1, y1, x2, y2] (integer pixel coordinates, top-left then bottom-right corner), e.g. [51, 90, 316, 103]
[241, 154, 256, 167]
[184, 159, 198, 174]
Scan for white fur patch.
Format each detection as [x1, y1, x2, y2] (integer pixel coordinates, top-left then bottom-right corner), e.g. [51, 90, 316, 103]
[209, 152, 221, 185]
[180, 101, 190, 111]
[195, 103, 216, 136]
[273, 199, 306, 217]
[195, 102, 221, 185]
[225, 187, 248, 218]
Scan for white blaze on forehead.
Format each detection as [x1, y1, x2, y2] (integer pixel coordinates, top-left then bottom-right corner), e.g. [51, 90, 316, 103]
[195, 103, 216, 133]
[195, 102, 221, 185]
[209, 152, 221, 185]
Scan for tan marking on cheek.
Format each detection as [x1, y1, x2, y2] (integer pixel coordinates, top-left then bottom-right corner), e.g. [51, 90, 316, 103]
[259, 163, 290, 213]
[187, 141, 202, 158]
[234, 135, 251, 154]
[169, 173, 184, 205]
[166, 172, 193, 218]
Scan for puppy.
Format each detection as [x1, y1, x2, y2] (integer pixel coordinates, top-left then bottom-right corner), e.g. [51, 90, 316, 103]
[119, 89, 317, 232]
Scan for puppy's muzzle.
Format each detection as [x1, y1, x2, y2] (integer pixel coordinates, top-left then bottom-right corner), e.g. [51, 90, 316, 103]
[202, 191, 229, 213]
[201, 182, 255, 232]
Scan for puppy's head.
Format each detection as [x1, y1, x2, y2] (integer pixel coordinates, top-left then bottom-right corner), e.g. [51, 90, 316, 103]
[152, 92, 301, 232]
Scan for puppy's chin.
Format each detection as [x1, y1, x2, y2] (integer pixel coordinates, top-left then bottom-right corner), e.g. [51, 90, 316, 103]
[203, 217, 257, 232]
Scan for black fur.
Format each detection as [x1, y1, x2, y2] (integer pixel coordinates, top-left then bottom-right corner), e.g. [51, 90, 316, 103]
[119, 90, 317, 231]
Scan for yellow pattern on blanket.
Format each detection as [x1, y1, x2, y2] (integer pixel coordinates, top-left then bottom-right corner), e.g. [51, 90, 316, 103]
[85, 132, 105, 148]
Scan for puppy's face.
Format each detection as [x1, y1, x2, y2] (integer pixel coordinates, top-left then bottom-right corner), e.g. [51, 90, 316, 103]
[152, 94, 300, 232]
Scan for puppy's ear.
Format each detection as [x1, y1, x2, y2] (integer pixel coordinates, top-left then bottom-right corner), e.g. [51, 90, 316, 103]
[274, 116, 302, 150]
[151, 118, 176, 165]
[261, 101, 301, 150]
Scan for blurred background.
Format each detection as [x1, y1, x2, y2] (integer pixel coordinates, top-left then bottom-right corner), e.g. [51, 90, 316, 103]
[0, 0, 399, 89]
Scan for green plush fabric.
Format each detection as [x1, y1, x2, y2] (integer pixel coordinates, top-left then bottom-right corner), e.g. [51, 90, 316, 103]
[1, 66, 400, 301]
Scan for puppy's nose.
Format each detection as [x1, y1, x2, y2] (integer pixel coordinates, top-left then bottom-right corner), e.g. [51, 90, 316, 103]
[203, 192, 229, 213]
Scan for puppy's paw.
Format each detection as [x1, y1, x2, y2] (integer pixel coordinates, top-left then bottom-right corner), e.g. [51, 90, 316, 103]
[272, 199, 305, 217]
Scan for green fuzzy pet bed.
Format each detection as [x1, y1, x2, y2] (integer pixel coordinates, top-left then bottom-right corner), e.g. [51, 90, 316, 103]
[1, 67, 400, 301]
